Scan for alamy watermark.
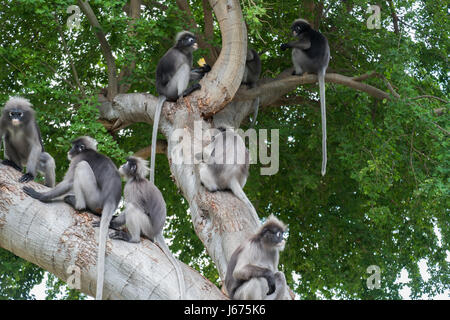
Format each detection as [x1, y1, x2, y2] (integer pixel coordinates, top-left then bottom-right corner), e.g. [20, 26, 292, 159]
[169, 121, 279, 176]
[66, 5, 81, 31]
[367, 5, 381, 29]
[366, 265, 381, 289]
[66, 265, 81, 290]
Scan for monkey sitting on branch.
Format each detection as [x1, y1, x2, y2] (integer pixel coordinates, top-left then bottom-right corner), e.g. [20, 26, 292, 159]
[0, 97, 55, 187]
[109, 156, 186, 300]
[225, 215, 290, 300]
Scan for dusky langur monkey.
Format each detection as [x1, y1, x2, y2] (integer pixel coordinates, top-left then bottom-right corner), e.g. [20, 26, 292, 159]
[0, 97, 55, 187]
[241, 49, 262, 128]
[151, 31, 211, 183]
[225, 215, 289, 300]
[281, 19, 330, 176]
[23, 136, 122, 300]
[108, 156, 186, 299]
[198, 127, 259, 225]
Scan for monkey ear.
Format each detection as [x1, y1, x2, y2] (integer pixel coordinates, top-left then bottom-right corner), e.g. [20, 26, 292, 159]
[130, 163, 137, 174]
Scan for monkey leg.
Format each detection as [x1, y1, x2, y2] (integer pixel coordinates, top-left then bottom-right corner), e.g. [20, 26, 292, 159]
[38, 152, 55, 187]
[1, 159, 22, 172]
[109, 230, 133, 242]
[182, 83, 201, 97]
[233, 278, 267, 300]
[109, 212, 126, 230]
[73, 161, 102, 211]
[198, 163, 219, 192]
[266, 272, 290, 300]
[124, 203, 149, 243]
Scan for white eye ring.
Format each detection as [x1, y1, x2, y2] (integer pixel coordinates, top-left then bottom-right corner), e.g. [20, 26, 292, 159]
[277, 231, 282, 237]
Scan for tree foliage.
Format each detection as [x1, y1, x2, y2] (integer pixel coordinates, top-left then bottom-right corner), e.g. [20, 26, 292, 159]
[0, 0, 448, 299]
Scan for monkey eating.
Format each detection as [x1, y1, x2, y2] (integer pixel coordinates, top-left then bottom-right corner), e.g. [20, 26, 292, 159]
[151, 31, 211, 183]
[0, 97, 55, 187]
[23, 136, 122, 300]
[281, 19, 330, 176]
[225, 215, 290, 300]
[108, 156, 186, 299]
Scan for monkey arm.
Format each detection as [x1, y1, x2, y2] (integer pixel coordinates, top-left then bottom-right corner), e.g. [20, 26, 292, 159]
[280, 39, 311, 51]
[20, 143, 41, 182]
[233, 264, 276, 295]
[190, 64, 211, 81]
[23, 178, 73, 202]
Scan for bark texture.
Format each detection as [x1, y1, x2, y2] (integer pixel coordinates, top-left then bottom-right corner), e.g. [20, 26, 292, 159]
[0, 165, 226, 300]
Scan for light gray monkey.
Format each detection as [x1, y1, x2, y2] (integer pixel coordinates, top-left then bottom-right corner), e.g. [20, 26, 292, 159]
[0, 97, 55, 187]
[242, 48, 262, 128]
[23, 136, 122, 300]
[281, 19, 330, 176]
[225, 215, 289, 300]
[151, 31, 211, 183]
[198, 127, 259, 225]
[109, 156, 185, 299]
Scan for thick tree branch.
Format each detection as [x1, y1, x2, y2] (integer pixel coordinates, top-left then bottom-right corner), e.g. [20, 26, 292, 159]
[0, 166, 226, 300]
[134, 140, 168, 159]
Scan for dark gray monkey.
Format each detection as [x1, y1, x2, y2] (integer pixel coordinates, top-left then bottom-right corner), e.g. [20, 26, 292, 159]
[151, 31, 211, 183]
[241, 49, 262, 128]
[281, 19, 330, 176]
[225, 215, 289, 300]
[0, 97, 55, 187]
[108, 156, 186, 299]
[198, 127, 259, 225]
[23, 136, 122, 300]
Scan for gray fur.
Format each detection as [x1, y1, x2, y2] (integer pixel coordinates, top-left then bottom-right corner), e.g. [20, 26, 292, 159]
[225, 215, 289, 300]
[199, 128, 259, 225]
[110, 156, 186, 299]
[23, 136, 122, 300]
[151, 31, 210, 183]
[281, 19, 330, 175]
[0, 96, 55, 187]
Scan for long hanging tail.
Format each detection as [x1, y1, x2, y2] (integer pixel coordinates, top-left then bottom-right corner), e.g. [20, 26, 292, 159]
[95, 201, 116, 300]
[150, 96, 166, 183]
[155, 233, 186, 300]
[250, 97, 260, 128]
[229, 178, 260, 225]
[318, 69, 327, 176]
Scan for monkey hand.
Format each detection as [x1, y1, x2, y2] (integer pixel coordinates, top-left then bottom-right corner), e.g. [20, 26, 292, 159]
[202, 64, 212, 73]
[280, 43, 289, 51]
[23, 186, 49, 202]
[265, 274, 276, 295]
[2, 159, 22, 172]
[19, 173, 34, 183]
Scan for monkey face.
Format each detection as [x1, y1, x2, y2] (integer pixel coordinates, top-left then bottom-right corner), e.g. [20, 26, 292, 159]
[177, 33, 198, 51]
[119, 157, 138, 179]
[8, 109, 25, 126]
[291, 20, 310, 37]
[68, 141, 86, 160]
[262, 227, 286, 250]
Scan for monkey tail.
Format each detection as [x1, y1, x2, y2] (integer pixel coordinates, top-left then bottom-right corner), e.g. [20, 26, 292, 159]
[229, 179, 260, 225]
[150, 96, 166, 183]
[95, 201, 116, 300]
[318, 69, 327, 176]
[155, 233, 186, 300]
[250, 97, 260, 128]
